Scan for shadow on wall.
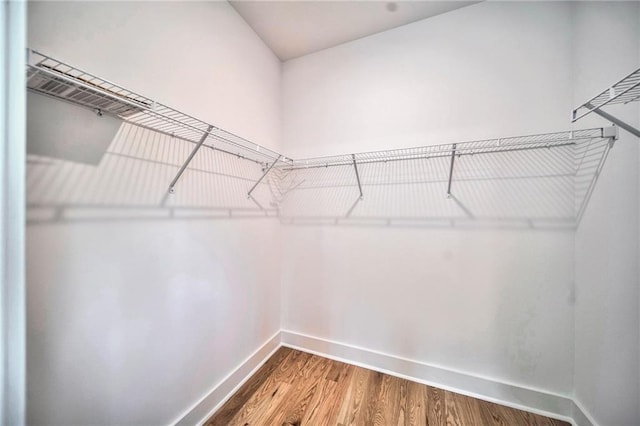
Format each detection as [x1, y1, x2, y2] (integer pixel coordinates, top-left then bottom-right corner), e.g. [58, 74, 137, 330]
[26, 94, 278, 225]
[27, 91, 611, 230]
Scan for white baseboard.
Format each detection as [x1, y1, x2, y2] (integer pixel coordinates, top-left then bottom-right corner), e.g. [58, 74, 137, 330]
[172, 330, 281, 426]
[572, 398, 598, 426]
[281, 329, 577, 425]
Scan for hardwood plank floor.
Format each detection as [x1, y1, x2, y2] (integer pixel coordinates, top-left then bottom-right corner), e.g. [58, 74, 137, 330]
[205, 347, 569, 426]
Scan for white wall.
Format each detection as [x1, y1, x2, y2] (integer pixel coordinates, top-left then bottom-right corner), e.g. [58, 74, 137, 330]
[282, 2, 575, 159]
[281, 1, 576, 398]
[27, 2, 281, 425]
[572, 3, 640, 426]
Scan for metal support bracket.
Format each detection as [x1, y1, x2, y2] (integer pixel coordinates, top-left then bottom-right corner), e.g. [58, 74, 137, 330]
[26, 49, 41, 85]
[26, 48, 37, 67]
[352, 154, 363, 200]
[344, 154, 363, 218]
[447, 143, 457, 197]
[247, 155, 282, 198]
[601, 125, 619, 148]
[168, 125, 213, 194]
[586, 104, 640, 138]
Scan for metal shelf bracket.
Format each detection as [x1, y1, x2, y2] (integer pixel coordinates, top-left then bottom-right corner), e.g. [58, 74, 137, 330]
[446, 143, 457, 197]
[586, 103, 639, 138]
[352, 154, 363, 200]
[168, 125, 214, 194]
[248, 155, 282, 198]
[601, 125, 619, 147]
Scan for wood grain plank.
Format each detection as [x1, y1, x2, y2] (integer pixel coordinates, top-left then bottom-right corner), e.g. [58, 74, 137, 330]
[226, 381, 291, 426]
[445, 391, 484, 426]
[262, 355, 332, 425]
[325, 358, 351, 382]
[262, 379, 317, 426]
[336, 366, 372, 426]
[204, 347, 292, 426]
[405, 380, 427, 426]
[314, 362, 355, 425]
[372, 374, 403, 425]
[477, 399, 514, 425]
[225, 350, 307, 426]
[271, 349, 311, 384]
[549, 417, 571, 426]
[520, 410, 562, 426]
[299, 378, 338, 424]
[395, 378, 408, 425]
[428, 385, 446, 425]
[354, 369, 384, 425]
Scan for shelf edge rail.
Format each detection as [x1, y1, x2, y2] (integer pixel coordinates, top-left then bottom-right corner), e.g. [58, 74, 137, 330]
[572, 67, 640, 138]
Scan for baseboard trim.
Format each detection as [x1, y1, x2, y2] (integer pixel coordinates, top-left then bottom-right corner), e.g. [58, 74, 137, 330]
[572, 398, 598, 426]
[172, 330, 282, 426]
[281, 329, 576, 425]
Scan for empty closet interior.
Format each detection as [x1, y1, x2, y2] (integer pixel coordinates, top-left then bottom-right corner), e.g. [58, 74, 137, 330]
[24, 2, 640, 426]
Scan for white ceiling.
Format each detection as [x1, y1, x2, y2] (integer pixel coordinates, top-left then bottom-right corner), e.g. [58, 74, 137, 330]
[229, 1, 481, 61]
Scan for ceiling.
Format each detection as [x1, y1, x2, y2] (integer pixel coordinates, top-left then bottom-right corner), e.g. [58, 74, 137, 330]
[229, 1, 481, 61]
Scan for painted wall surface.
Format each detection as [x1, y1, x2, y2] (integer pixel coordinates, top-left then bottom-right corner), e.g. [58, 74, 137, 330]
[282, 2, 574, 159]
[281, 2, 576, 395]
[27, 2, 281, 425]
[572, 3, 640, 425]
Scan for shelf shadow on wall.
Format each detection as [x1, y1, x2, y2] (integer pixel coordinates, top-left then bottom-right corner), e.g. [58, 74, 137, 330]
[273, 136, 611, 230]
[27, 120, 278, 225]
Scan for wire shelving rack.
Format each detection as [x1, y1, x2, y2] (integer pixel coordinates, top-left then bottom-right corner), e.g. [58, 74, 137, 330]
[26, 49, 619, 227]
[572, 67, 640, 137]
[274, 128, 617, 227]
[26, 49, 284, 195]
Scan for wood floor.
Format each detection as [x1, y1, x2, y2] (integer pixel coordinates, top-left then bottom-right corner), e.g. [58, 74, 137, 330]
[205, 347, 569, 426]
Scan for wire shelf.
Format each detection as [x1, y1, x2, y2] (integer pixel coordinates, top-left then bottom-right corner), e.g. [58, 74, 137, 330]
[572, 67, 640, 122]
[275, 128, 616, 228]
[26, 49, 282, 167]
[25, 49, 617, 227]
[281, 128, 608, 170]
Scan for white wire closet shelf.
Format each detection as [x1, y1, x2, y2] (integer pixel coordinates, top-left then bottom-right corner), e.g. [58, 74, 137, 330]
[572, 66, 640, 137]
[273, 127, 617, 228]
[280, 129, 610, 169]
[26, 49, 618, 228]
[26, 48, 284, 195]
